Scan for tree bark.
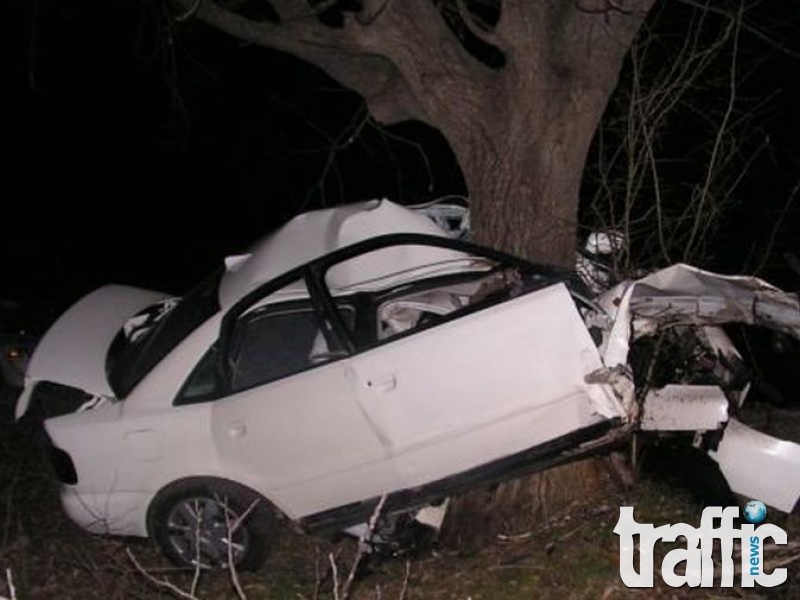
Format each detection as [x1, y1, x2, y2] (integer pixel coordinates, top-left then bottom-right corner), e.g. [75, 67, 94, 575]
[446, 80, 617, 266]
[177, 0, 655, 268]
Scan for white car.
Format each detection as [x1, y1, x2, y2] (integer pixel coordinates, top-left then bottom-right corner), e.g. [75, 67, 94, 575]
[16, 199, 800, 570]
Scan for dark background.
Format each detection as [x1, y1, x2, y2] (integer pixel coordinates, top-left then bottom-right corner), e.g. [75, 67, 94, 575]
[3, 0, 800, 326]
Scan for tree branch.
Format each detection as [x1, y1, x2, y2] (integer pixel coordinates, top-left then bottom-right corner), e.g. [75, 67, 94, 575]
[677, 0, 800, 61]
[173, 0, 494, 125]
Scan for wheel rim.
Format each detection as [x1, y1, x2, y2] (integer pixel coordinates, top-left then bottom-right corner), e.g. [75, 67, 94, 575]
[165, 496, 250, 568]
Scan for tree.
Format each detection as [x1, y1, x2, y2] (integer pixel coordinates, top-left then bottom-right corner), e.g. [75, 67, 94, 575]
[161, 0, 656, 545]
[171, 0, 655, 265]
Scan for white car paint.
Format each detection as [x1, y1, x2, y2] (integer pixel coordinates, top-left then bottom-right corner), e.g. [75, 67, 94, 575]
[16, 199, 800, 552]
[639, 385, 729, 432]
[710, 419, 800, 513]
[218, 199, 464, 307]
[21, 285, 168, 404]
[22, 200, 624, 539]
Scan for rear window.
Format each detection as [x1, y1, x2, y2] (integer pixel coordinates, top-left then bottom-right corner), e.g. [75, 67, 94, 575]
[106, 270, 222, 399]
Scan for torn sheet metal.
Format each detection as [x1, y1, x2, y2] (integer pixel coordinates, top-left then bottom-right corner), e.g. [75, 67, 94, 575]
[640, 385, 728, 431]
[709, 419, 800, 512]
[599, 263, 800, 370]
[585, 365, 638, 422]
[628, 264, 800, 337]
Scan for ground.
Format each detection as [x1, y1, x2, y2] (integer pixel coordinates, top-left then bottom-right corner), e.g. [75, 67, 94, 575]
[2, 383, 800, 600]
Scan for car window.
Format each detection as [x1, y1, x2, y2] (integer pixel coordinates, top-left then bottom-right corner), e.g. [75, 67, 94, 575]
[373, 268, 524, 341]
[175, 278, 356, 403]
[107, 269, 222, 399]
[229, 306, 326, 390]
[175, 344, 221, 405]
[228, 300, 356, 392]
[320, 243, 550, 348]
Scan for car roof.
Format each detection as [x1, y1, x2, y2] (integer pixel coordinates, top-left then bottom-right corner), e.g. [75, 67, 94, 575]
[218, 199, 460, 308]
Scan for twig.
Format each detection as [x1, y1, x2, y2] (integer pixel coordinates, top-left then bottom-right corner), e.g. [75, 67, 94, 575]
[0, 569, 16, 600]
[341, 493, 388, 600]
[768, 551, 800, 571]
[223, 497, 259, 600]
[127, 549, 201, 600]
[174, 0, 201, 22]
[685, 0, 742, 261]
[329, 553, 341, 600]
[751, 176, 800, 275]
[191, 500, 202, 595]
[313, 546, 322, 600]
[397, 560, 411, 600]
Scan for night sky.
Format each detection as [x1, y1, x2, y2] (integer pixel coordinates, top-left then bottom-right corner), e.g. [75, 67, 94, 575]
[4, 0, 800, 329]
[5, 0, 463, 321]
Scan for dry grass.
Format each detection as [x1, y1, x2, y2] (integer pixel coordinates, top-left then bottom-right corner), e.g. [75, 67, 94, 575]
[3, 385, 800, 599]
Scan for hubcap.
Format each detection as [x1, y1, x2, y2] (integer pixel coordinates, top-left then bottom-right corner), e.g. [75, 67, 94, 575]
[166, 496, 249, 568]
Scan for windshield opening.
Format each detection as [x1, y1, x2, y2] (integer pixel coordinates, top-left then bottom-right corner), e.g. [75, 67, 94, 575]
[106, 269, 222, 399]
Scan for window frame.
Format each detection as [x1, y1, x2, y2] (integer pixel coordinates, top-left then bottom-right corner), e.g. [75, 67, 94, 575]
[176, 234, 571, 405]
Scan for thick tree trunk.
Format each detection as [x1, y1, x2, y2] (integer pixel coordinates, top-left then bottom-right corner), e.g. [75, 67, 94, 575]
[437, 65, 628, 545]
[437, 49, 634, 268]
[450, 105, 598, 267]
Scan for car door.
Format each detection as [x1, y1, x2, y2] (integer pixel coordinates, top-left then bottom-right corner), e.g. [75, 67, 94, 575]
[208, 277, 399, 520]
[321, 242, 623, 490]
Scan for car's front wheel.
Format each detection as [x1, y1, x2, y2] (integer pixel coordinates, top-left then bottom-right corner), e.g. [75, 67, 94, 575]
[148, 478, 278, 571]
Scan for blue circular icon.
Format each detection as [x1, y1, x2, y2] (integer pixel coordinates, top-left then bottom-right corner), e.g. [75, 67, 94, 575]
[744, 500, 767, 524]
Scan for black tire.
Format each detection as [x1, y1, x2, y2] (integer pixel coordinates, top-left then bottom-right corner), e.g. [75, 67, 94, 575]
[148, 478, 278, 571]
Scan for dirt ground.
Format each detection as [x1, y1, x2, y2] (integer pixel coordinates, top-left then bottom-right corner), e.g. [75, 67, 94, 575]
[3, 383, 800, 600]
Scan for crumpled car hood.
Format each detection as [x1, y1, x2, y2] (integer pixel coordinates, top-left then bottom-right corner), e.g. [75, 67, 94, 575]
[22, 285, 169, 403]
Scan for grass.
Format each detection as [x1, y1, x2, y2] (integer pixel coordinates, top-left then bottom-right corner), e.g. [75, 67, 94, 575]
[2, 383, 800, 599]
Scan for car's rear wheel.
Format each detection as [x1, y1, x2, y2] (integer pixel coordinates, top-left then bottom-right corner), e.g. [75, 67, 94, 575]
[148, 479, 278, 571]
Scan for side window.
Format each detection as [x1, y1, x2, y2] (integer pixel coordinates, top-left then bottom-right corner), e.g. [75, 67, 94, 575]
[175, 344, 221, 405]
[322, 242, 521, 347]
[175, 278, 354, 405]
[226, 275, 357, 393]
[374, 268, 522, 341]
[229, 304, 341, 391]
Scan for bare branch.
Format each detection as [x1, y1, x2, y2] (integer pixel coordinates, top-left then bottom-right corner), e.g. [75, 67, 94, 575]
[223, 498, 255, 600]
[576, 0, 635, 16]
[0, 569, 16, 600]
[684, 1, 742, 261]
[174, 0, 201, 22]
[127, 549, 201, 600]
[341, 493, 388, 599]
[355, 0, 391, 25]
[752, 176, 800, 275]
[397, 560, 411, 600]
[329, 553, 341, 600]
[677, 0, 800, 60]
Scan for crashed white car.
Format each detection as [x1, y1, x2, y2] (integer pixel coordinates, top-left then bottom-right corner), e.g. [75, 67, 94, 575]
[16, 199, 800, 570]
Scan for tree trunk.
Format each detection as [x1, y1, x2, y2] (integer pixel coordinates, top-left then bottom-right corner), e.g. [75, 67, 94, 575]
[437, 64, 628, 546]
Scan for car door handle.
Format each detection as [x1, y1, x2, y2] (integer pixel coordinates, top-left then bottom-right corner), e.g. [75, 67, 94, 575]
[367, 374, 397, 393]
[228, 422, 247, 438]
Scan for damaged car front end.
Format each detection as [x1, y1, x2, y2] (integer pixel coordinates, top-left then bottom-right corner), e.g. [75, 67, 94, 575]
[595, 263, 800, 512]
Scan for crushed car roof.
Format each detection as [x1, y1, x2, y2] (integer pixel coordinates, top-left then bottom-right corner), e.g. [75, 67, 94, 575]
[218, 199, 460, 307]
